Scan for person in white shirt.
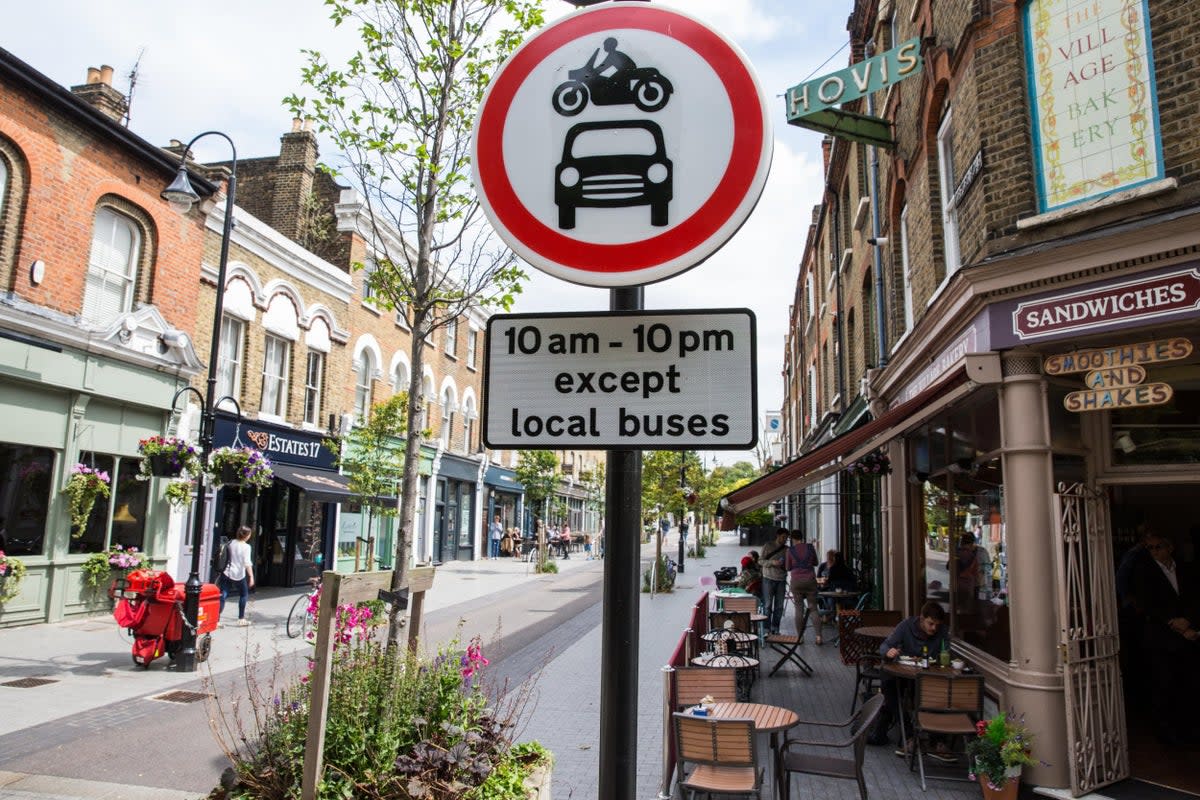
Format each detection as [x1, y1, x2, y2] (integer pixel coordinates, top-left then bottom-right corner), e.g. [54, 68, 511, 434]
[220, 525, 255, 626]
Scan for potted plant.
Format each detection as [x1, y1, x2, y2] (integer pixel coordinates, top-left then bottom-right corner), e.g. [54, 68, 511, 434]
[0, 550, 28, 606]
[209, 446, 274, 492]
[64, 463, 111, 539]
[966, 712, 1038, 800]
[138, 435, 200, 478]
[82, 544, 148, 592]
[163, 479, 195, 508]
[844, 450, 891, 477]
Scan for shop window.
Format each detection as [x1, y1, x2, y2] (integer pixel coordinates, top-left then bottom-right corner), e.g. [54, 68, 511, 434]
[82, 207, 141, 326]
[0, 443, 54, 556]
[1110, 380, 1200, 466]
[216, 315, 245, 410]
[304, 351, 324, 426]
[70, 454, 147, 554]
[261, 334, 291, 418]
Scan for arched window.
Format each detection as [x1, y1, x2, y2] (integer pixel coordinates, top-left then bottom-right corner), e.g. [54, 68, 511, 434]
[440, 387, 456, 448]
[462, 396, 477, 453]
[393, 362, 410, 396]
[355, 351, 374, 422]
[0, 156, 8, 221]
[83, 207, 141, 325]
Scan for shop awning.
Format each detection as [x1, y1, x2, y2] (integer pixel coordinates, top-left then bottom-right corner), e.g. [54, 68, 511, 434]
[719, 354, 1001, 524]
[272, 464, 396, 505]
[485, 465, 524, 492]
[437, 454, 483, 482]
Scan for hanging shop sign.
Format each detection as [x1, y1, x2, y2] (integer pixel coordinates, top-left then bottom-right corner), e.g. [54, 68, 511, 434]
[1042, 337, 1192, 375]
[483, 309, 757, 449]
[1050, 338, 1190, 412]
[1023, 0, 1163, 212]
[213, 415, 336, 470]
[472, 2, 772, 287]
[784, 38, 923, 148]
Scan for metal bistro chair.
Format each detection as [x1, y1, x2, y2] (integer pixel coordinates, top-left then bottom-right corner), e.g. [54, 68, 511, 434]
[850, 610, 903, 714]
[673, 713, 763, 799]
[673, 666, 738, 712]
[709, 611, 758, 660]
[777, 694, 884, 800]
[911, 672, 984, 790]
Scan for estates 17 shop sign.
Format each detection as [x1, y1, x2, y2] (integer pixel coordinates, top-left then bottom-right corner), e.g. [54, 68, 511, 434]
[484, 311, 757, 449]
[472, 3, 772, 287]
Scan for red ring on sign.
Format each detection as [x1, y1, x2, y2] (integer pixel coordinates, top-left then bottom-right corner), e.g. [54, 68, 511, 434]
[476, 6, 765, 275]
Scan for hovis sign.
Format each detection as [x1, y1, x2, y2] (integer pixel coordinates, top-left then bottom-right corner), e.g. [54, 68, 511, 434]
[472, 3, 772, 287]
[483, 310, 757, 449]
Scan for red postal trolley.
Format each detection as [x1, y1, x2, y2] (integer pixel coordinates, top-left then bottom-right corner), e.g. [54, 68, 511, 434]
[110, 569, 219, 668]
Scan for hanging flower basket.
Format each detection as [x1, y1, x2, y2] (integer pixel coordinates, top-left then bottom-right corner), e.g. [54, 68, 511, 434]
[64, 464, 111, 539]
[843, 450, 891, 477]
[163, 479, 195, 508]
[0, 550, 28, 605]
[81, 545, 148, 592]
[138, 435, 200, 479]
[208, 446, 274, 492]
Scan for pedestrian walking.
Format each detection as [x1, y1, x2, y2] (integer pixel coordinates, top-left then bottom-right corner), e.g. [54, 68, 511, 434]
[489, 514, 503, 560]
[219, 525, 254, 626]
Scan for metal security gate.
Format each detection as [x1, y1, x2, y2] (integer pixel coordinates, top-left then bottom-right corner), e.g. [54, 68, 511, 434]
[1053, 482, 1128, 796]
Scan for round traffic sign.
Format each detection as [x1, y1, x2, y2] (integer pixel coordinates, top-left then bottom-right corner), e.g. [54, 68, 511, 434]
[472, 2, 773, 287]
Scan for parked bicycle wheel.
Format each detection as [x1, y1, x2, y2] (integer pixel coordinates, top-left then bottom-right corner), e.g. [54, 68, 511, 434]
[286, 593, 311, 639]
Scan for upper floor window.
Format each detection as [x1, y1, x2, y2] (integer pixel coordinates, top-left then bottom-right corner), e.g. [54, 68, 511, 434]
[0, 157, 8, 221]
[393, 362, 410, 397]
[355, 352, 374, 422]
[467, 329, 478, 369]
[807, 366, 817, 430]
[440, 388, 455, 448]
[900, 205, 914, 334]
[361, 259, 378, 304]
[463, 397, 477, 453]
[83, 207, 140, 325]
[261, 335, 291, 418]
[304, 351, 324, 426]
[937, 108, 961, 276]
[805, 274, 814, 319]
[395, 304, 409, 329]
[216, 315, 245, 410]
[445, 318, 458, 357]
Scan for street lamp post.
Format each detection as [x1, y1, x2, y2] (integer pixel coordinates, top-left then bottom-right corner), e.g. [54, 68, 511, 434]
[161, 131, 238, 673]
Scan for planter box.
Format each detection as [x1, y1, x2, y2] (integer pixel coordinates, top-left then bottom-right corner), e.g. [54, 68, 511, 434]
[523, 763, 552, 800]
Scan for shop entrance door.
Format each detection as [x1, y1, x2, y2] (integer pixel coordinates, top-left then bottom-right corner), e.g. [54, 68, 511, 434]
[1053, 482, 1127, 796]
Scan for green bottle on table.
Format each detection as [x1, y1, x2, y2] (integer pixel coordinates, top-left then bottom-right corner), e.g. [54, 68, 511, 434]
[939, 639, 951, 668]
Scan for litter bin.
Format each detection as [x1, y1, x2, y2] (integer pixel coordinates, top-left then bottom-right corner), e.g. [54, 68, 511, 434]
[110, 569, 219, 668]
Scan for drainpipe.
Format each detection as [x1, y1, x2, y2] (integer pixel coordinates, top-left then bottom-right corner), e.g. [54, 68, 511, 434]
[832, 213, 847, 410]
[866, 39, 889, 367]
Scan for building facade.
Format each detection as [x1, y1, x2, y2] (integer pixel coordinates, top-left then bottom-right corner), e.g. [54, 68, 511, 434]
[730, 1, 1200, 794]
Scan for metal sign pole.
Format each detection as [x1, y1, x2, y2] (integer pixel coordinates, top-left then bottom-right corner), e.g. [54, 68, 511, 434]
[599, 285, 643, 799]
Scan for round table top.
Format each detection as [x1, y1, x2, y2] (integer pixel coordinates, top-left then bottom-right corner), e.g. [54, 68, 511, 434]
[855, 625, 895, 639]
[818, 590, 863, 598]
[692, 653, 759, 669]
[708, 702, 799, 733]
[881, 661, 963, 680]
[702, 629, 757, 643]
[715, 589, 752, 598]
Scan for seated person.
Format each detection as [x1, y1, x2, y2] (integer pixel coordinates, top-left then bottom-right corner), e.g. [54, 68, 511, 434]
[737, 552, 762, 597]
[867, 601, 949, 748]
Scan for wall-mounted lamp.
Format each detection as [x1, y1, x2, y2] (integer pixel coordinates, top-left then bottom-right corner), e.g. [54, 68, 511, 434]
[1115, 432, 1136, 454]
[907, 470, 930, 485]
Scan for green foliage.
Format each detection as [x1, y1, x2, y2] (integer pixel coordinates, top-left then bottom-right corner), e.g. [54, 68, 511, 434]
[514, 451, 558, 512]
[163, 480, 195, 508]
[467, 742, 551, 800]
[966, 712, 1038, 788]
[327, 394, 408, 517]
[737, 507, 773, 526]
[641, 555, 676, 593]
[0, 552, 27, 604]
[688, 540, 707, 559]
[81, 545, 148, 591]
[534, 560, 558, 575]
[214, 636, 544, 799]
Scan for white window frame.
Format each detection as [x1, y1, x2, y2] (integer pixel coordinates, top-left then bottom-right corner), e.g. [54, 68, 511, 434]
[807, 366, 817, 431]
[937, 108, 961, 276]
[216, 315, 245, 410]
[361, 259, 378, 306]
[463, 411, 475, 453]
[900, 205, 914, 334]
[355, 352, 374, 422]
[260, 335, 291, 418]
[440, 389, 455, 448]
[83, 207, 140, 325]
[0, 157, 7, 220]
[304, 351, 324, 426]
[805, 274, 814, 320]
[393, 363, 410, 397]
[444, 318, 458, 357]
[467, 329, 478, 369]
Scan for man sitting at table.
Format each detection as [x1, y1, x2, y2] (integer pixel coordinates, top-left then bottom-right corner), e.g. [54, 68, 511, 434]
[866, 601, 949, 748]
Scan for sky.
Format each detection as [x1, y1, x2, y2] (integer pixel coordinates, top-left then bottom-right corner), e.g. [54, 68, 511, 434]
[4, 0, 851, 465]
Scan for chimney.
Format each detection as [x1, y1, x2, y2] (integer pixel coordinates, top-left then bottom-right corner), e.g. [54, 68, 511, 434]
[271, 118, 320, 240]
[821, 136, 832, 176]
[70, 64, 128, 123]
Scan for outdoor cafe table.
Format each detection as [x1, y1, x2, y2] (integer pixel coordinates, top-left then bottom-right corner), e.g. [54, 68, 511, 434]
[817, 590, 864, 643]
[708, 701, 800, 788]
[691, 652, 760, 700]
[880, 661, 964, 756]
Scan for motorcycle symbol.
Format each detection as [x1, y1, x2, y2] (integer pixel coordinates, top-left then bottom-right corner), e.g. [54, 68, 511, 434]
[551, 37, 673, 116]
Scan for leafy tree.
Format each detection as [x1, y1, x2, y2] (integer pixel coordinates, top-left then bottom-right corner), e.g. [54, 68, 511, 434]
[514, 450, 558, 570]
[578, 464, 605, 533]
[290, 0, 544, 647]
[325, 394, 407, 572]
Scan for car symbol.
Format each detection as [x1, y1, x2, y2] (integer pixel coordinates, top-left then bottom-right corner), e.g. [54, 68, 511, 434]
[554, 120, 672, 230]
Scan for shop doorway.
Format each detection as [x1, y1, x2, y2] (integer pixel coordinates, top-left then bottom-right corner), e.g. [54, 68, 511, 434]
[1110, 483, 1200, 795]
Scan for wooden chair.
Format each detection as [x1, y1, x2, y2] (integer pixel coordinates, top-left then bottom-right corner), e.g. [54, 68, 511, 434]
[911, 672, 984, 790]
[673, 713, 763, 799]
[672, 666, 738, 711]
[777, 693, 884, 800]
[848, 610, 902, 713]
[764, 633, 813, 677]
[721, 595, 759, 615]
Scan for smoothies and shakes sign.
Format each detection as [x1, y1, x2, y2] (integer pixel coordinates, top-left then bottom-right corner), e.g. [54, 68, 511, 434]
[1024, 0, 1162, 212]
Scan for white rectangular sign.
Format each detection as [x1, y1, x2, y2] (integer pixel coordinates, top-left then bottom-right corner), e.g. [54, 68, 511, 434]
[484, 310, 757, 449]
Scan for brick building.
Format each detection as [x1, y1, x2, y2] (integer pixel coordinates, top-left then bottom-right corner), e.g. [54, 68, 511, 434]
[0, 50, 210, 624]
[726, 1, 1200, 793]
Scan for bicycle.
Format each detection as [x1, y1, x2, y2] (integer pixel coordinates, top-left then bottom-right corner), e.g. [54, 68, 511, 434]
[286, 576, 321, 639]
